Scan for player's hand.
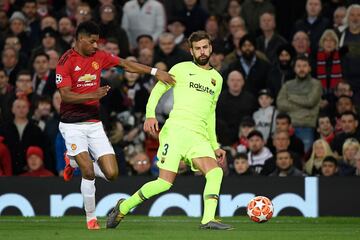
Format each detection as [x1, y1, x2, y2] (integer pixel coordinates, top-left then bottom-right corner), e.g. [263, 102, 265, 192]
[93, 85, 111, 99]
[155, 70, 176, 85]
[214, 148, 226, 167]
[143, 118, 159, 136]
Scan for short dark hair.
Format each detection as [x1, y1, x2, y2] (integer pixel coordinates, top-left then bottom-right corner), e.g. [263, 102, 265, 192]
[188, 31, 211, 48]
[340, 111, 358, 121]
[316, 112, 333, 128]
[136, 34, 153, 43]
[337, 95, 353, 103]
[35, 95, 52, 108]
[33, 51, 50, 62]
[16, 70, 32, 80]
[234, 152, 248, 161]
[75, 21, 100, 40]
[322, 156, 338, 166]
[276, 112, 292, 124]
[276, 149, 292, 157]
[294, 55, 311, 66]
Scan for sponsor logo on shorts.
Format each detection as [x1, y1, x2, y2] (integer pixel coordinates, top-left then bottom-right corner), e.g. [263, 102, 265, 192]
[189, 82, 214, 95]
[71, 144, 77, 151]
[161, 157, 166, 163]
[92, 61, 99, 70]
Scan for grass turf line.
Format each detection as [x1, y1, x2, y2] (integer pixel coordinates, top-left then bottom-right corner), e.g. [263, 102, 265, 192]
[0, 216, 359, 240]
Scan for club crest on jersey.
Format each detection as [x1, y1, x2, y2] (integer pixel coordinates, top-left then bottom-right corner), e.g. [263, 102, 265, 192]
[211, 78, 216, 86]
[71, 144, 77, 150]
[56, 74, 62, 84]
[92, 61, 99, 70]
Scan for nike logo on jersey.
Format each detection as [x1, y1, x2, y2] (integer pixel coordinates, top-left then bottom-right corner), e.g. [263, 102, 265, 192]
[74, 66, 81, 71]
[189, 73, 196, 76]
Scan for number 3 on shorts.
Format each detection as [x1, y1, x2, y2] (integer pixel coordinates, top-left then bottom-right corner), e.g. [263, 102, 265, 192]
[162, 143, 169, 155]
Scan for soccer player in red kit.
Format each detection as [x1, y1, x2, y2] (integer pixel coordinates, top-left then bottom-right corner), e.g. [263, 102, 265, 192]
[56, 21, 175, 230]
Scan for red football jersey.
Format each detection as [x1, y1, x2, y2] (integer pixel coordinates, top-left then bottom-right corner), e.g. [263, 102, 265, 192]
[56, 49, 120, 123]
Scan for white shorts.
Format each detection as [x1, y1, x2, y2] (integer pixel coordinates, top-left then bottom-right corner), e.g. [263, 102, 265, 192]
[59, 121, 114, 161]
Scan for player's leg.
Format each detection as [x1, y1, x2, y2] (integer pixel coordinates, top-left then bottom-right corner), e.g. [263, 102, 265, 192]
[88, 122, 118, 181]
[59, 122, 99, 230]
[192, 156, 232, 230]
[107, 125, 180, 228]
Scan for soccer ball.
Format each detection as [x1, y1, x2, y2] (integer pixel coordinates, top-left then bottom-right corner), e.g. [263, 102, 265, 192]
[247, 196, 274, 223]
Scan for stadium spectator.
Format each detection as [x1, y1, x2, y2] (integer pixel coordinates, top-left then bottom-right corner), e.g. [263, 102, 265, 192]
[122, 0, 166, 49]
[3, 35, 29, 67]
[240, 0, 275, 36]
[247, 130, 273, 174]
[0, 67, 13, 122]
[8, 11, 32, 55]
[175, 0, 209, 37]
[339, 4, 360, 104]
[292, 31, 311, 57]
[223, 16, 246, 55]
[0, 135, 12, 176]
[2, 47, 21, 86]
[0, 98, 47, 175]
[293, 0, 330, 53]
[305, 139, 334, 176]
[129, 152, 152, 176]
[253, 89, 278, 142]
[31, 96, 52, 131]
[21, 0, 41, 45]
[267, 113, 305, 158]
[12, 70, 39, 108]
[217, 70, 257, 146]
[45, 49, 60, 71]
[153, 32, 192, 69]
[267, 44, 296, 99]
[231, 116, 255, 155]
[316, 114, 335, 145]
[205, 15, 224, 45]
[262, 130, 303, 175]
[354, 150, 360, 176]
[58, 17, 75, 46]
[136, 34, 155, 54]
[98, 3, 130, 58]
[223, 0, 242, 24]
[209, 45, 227, 76]
[256, 12, 287, 63]
[167, 17, 187, 47]
[277, 56, 322, 152]
[321, 156, 338, 176]
[40, 15, 58, 30]
[227, 34, 271, 96]
[32, 27, 69, 59]
[333, 6, 347, 31]
[269, 150, 304, 177]
[31, 52, 56, 97]
[74, 2, 92, 26]
[231, 153, 255, 176]
[331, 111, 360, 157]
[138, 48, 154, 67]
[0, 10, 9, 40]
[334, 96, 356, 132]
[20, 146, 54, 177]
[36, 0, 53, 18]
[223, 28, 248, 67]
[57, 0, 81, 22]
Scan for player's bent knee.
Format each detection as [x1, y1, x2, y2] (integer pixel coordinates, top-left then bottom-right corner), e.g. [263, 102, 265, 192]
[157, 177, 173, 192]
[82, 168, 95, 180]
[104, 168, 118, 181]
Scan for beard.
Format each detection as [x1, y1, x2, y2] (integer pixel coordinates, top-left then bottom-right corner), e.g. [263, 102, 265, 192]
[194, 55, 210, 66]
[297, 73, 309, 80]
[242, 51, 255, 62]
[279, 60, 291, 70]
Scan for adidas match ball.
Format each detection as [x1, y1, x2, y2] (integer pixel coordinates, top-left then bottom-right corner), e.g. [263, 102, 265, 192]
[247, 196, 274, 223]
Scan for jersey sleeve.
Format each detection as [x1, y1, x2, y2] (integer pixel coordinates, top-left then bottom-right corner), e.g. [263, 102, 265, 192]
[56, 61, 72, 88]
[207, 75, 223, 150]
[145, 64, 180, 118]
[101, 51, 121, 69]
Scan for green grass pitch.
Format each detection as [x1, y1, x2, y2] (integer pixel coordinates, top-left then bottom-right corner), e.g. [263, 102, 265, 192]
[0, 216, 359, 240]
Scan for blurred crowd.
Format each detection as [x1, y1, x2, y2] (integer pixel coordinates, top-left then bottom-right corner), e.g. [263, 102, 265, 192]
[0, 0, 360, 177]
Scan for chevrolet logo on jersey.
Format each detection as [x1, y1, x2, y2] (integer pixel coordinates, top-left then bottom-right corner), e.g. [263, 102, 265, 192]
[78, 74, 96, 82]
[189, 82, 214, 95]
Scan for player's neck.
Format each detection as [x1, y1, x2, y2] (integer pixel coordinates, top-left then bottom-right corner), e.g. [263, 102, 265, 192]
[193, 61, 212, 70]
[74, 45, 87, 57]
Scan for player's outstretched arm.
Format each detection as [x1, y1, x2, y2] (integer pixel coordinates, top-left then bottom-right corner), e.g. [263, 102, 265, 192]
[59, 86, 111, 104]
[118, 58, 175, 85]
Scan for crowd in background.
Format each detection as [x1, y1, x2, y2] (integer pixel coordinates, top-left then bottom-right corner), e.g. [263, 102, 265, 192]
[0, 0, 360, 177]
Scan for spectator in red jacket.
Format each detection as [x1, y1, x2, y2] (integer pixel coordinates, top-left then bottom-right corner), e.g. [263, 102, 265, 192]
[0, 136, 12, 176]
[20, 146, 54, 177]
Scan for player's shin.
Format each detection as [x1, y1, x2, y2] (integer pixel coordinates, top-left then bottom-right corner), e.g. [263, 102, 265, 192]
[119, 177, 172, 215]
[201, 167, 223, 224]
[81, 178, 97, 221]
